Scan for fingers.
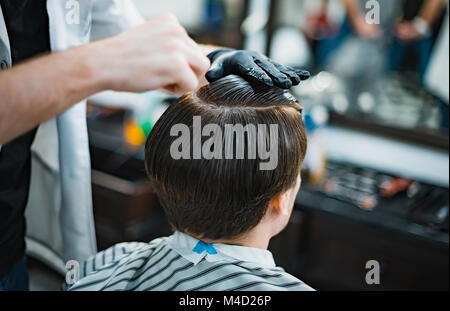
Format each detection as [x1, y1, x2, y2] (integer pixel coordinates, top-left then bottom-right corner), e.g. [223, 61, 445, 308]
[294, 69, 311, 80]
[182, 44, 210, 79]
[175, 40, 209, 90]
[206, 49, 310, 88]
[161, 14, 210, 79]
[239, 62, 274, 87]
[164, 59, 200, 94]
[159, 47, 207, 93]
[206, 50, 235, 82]
[254, 58, 293, 89]
[270, 62, 301, 85]
[205, 64, 225, 82]
[155, 13, 210, 91]
[269, 60, 311, 86]
[236, 56, 274, 87]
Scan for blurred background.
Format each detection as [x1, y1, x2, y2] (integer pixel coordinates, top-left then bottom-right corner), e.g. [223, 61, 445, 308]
[27, 0, 449, 290]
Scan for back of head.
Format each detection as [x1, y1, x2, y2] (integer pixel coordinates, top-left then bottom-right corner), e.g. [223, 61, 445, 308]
[145, 75, 307, 240]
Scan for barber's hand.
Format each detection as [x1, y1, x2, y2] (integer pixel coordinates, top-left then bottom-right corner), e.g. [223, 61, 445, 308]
[206, 49, 310, 89]
[395, 21, 423, 41]
[98, 13, 210, 94]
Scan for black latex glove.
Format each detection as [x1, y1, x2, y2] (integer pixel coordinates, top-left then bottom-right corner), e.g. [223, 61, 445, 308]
[206, 49, 310, 89]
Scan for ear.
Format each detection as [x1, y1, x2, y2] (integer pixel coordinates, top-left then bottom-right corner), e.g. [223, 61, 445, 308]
[269, 191, 290, 217]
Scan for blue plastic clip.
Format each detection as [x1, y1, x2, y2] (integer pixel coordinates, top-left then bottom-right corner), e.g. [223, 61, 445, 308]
[192, 241, 217, 255]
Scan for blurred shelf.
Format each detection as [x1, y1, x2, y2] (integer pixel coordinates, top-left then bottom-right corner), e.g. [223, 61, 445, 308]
[330, 112, 449, 150]
[270, 161, 449, 290]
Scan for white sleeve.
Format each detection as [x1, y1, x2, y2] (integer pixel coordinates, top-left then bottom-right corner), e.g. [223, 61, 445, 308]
[88, 90, 143, 109]
[88, 1, 146, 105]
[90, 0, 145, 41]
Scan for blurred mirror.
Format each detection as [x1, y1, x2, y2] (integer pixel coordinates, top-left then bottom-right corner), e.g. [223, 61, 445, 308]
[269, 0, 449, 149]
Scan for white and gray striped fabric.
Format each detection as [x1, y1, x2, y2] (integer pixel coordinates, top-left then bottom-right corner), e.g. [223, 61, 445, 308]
[67, 232, 314, 291]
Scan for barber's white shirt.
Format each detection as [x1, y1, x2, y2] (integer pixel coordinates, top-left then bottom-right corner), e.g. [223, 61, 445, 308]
[68, 231, 314, 291]
[0, 0, 143, 270]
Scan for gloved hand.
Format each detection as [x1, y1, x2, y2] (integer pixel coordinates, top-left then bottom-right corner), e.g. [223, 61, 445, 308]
[206, 49, 310, 89]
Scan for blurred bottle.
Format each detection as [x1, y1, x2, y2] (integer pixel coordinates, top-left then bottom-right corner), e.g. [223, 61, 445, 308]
[123, 92, 170, 147]
[302, 105, 329, 184]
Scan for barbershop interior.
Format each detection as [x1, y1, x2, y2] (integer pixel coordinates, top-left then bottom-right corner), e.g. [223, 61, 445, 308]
[5, 0, 448, 291]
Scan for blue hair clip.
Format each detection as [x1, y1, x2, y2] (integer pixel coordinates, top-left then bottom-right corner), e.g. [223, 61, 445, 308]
[192, 241, 217, 255]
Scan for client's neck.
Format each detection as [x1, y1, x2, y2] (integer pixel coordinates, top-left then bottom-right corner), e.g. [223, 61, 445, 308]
[192, 224, 273, 250]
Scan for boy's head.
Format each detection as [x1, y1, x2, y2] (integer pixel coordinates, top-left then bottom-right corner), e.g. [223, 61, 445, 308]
[145, 75, 307, 241]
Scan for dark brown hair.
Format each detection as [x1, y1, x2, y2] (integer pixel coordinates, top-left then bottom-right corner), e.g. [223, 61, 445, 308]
[145, 75, 307, 240]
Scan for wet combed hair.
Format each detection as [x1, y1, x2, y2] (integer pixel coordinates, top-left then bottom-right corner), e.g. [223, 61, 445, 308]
[145, 75, 307, 240]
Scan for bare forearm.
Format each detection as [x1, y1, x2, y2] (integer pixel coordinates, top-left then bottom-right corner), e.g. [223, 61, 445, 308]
[418, 0, 446, 25]
[342, 0, 363, 23]
[0, 14, 211, 144]
[0, 43, 106, 144]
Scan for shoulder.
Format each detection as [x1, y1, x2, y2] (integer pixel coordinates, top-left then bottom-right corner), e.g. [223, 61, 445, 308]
[87, 238, 170, 274]
[67, 237, 170, 290]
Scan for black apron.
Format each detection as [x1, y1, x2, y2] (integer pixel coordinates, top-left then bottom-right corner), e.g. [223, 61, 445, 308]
[0, 0, 50, 276]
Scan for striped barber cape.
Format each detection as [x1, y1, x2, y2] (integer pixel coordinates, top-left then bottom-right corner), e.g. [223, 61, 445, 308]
[67, 231, 314, 291]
